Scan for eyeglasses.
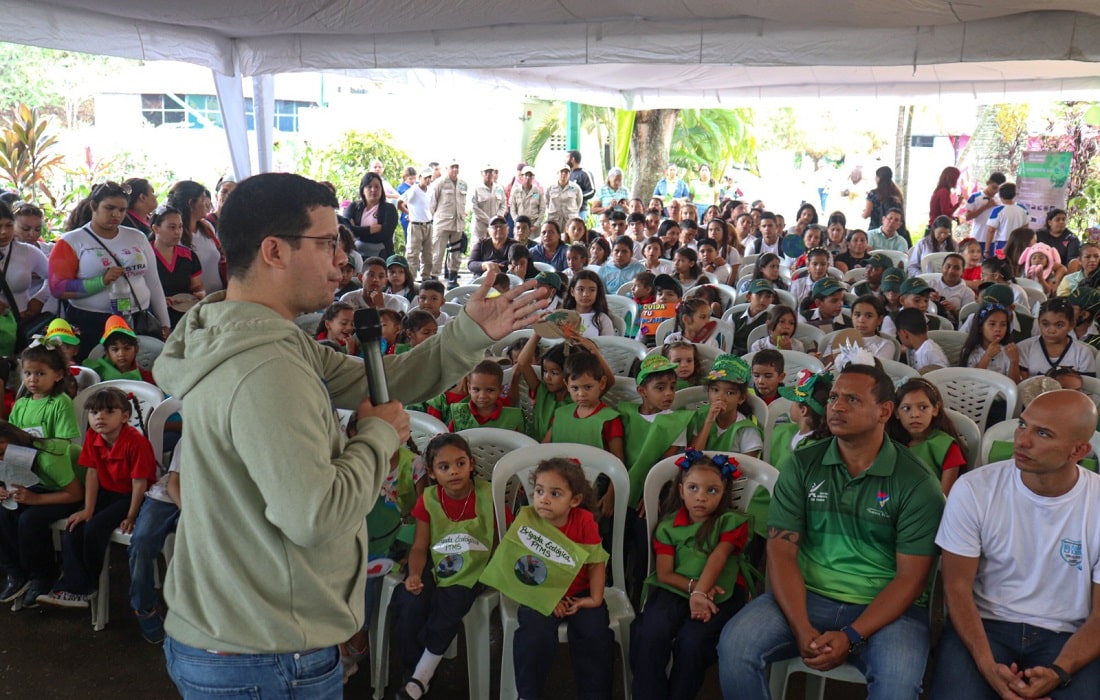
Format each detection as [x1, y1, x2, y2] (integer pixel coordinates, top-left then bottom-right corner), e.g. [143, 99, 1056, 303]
[91, 181, 131, 199]
[277, 235, 340, 256]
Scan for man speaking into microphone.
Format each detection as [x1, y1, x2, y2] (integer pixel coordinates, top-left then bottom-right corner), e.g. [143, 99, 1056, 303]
[153, 173, 547, 697]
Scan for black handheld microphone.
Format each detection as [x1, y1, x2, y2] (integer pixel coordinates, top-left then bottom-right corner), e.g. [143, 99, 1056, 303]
[353, 307, 389, 404]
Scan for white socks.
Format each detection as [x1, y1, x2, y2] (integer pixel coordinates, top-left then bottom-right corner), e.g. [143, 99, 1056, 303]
[404, 651, 443, 699]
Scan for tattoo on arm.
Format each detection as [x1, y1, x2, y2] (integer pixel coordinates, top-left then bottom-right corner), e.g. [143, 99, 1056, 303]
[768, 527, 801, 546]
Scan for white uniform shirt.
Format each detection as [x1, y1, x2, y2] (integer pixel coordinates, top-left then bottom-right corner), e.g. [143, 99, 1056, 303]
[1016, 336, 1096, 376]
[908, 338, 950, 372]
[966, 191, 1000, 233]
[987, 203, 1029, 244]
[937, 462, 1100, 634]
[401, 185, 432, 223]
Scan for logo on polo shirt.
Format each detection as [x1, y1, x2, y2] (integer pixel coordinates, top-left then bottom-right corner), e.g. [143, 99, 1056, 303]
[877, 491, 890, 507]
[808, 480, 829, 504]
[1060, 538, 1083, 570]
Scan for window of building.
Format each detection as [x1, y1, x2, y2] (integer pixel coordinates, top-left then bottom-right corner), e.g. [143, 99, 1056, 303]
[141, 94, 315, 132]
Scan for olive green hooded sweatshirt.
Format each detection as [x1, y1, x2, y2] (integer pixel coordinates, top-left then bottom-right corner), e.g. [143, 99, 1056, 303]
[154, 293, 491, 653]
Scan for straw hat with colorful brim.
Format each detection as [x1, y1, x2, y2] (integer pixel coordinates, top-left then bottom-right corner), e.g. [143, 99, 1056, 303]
[811, 277, 845, 299]
[1068, 286, 1100, 317]
[44, 318, 80, 346]
[866, 252, 895, 269]
[782, 235, 805, 259]
[706, 354, 750, 384]
[880, 268, 907, 293]
[636, 354, 679, 385]
[534, 271, 563, 292]
[899, 277, 933, 297]
[100, 315, 137, 344]
[980, 284, 1015, 308]
[747, 278, 776, 296]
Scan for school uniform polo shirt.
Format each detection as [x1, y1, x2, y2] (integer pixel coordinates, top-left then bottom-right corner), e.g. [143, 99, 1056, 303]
[768, 436, 944, 605]
[78, 424, 158, 495]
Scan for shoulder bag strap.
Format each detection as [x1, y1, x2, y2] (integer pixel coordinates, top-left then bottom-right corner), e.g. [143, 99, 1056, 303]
[0, 242, 21, 313]
[81, 225, 145, 312]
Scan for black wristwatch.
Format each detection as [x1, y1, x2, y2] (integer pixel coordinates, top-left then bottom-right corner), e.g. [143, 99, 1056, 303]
[841, 625, 866, 655]
[1048, 663, 1072, 688]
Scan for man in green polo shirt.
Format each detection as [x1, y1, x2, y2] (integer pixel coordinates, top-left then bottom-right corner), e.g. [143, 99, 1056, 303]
[718, 364, 944, 700]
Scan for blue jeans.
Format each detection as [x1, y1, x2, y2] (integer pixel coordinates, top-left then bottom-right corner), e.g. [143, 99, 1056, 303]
[718, 590, 929, 700]
[929, 618, 1100, 699]
[165, 637, 342, 699]
[128, 497, 179, 613]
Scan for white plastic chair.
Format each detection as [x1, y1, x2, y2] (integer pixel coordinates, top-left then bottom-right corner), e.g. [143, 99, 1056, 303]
[472, 272, 524, 288]
[490, 329, 564, 358]
[533, 261, 556, 273]
[71, 366, 101, 392]
[974, 419, 1100, 468]
[1014, 276, 1045, 295]
[958, 302, 980, 326]
[741, 350, 823, 387]
[491, 444, 635, 700]
[1080, 376, 1100, 410]
[842, 267, 866, 284]
[920, 251, 952, 274]
[616, 281, 633, 296]
[928, 330, 968, 366]
[73, 379, 165, 440]
[370, 427, 536, 700]
[593, 336, 648, 377]
[609, 312, 627, 336]
[603, 375, 642, 409]
[408, 410, 448, 452]
[1022, 285, 1047, 310]
[869, 248, 907, 267]
[946, 408, 981, 470]
[820, 330, 903, 362]
[881, 358, 919, 385]
[606, 295, 637, 330]
[444, 284, 481, 304]
[736, 289, 798, 309]
[763, 397, 794, 465]
[722, 303, 751, 324]
[671, 386, 708, 411]
[441, 302, 463, 318]
[924, 367, 1019, 429]
[292, 311, 323, 336]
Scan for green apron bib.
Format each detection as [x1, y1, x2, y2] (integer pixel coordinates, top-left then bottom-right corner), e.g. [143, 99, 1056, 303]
[644, 511, 756, 604]
[530, 382, 572, 441]
[422, 479, 495, 587]
[693, 408, 760, 453]
[450, 402, 525, 432]
[550, 404, 620, 448]
[620, 404, 696, 506]
[0, 311, 16, 356]
[907, 430, 957, 480]
[479, 506, 609, 616]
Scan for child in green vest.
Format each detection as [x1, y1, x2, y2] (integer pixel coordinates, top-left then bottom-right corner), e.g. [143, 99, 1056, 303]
[491, 457, 614, 700]
[391, 434, 496, 700]
[888, 378, 967, 495]
[772, 369, 833, 470]
[630, 450, 753, 700]
[447, 360, 525, 432]
[544, 350, 625, 517]
[9, 341, 80, 441]
[691, 354, 763, 458]
[663, 340, 703, 390]
[84, 315, 156, 384]
[510, 334, 572, 441]
[394, 310, 438, 355]
[749, 348, 786, 406]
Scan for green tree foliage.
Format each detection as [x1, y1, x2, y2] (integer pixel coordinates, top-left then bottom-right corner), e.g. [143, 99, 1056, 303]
[287, 130, 416, 203]
[523, 102, 615, 169]
[0, 43, 129, 126]
[0, 104, 65, 206]
[669, 108, 756, 175]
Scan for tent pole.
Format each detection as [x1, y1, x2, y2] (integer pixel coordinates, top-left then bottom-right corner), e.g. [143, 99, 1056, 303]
[213, 65, 252, 181]
[253, 75, 275, 173]
[566, 102, 580, 150]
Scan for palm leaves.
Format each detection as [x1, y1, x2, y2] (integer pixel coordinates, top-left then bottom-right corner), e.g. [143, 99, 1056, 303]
[0, 104, 64, 205]
[523, 102, 616, 167]
[669, 108, 756, 174]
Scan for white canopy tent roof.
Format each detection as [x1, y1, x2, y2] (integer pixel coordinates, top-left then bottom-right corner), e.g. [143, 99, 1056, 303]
[3, 0, 1097, 174]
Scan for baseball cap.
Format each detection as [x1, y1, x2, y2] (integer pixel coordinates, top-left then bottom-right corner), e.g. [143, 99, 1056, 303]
[534, 271, 563, 292]
[866, 252, 894, 269]
[811, 278, 845, 299]
[880, 268, 906, 293]
[981, 284, 1015, 308]
[636, 354, 678, 386]
[385, 254, 411, 272]
[521, 166, 535, 175]
[447, 158, 459, 166]
[1068, 285, 1100, 317]
[899, 277, 933, 297]
[653, 274, 683, 296]
[559, 166, 571, 173]
[747, 279, 776, 296]
[482, 164, 497, 172]
[489, 215, 508, 227]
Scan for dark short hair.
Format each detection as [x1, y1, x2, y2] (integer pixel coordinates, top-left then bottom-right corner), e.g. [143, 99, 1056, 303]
[751, 348, 784, 372]
[609, 210, 627, 222]
[627, 212, 645, 224]
[420, 280, 445, 296]
[884, 207, 904, 218]
[837, 364, 895, 404]
[567, 150, 582, 164]
[999, 183, 1017, 200]
[564, 349, 606, 381]
[759, 211, 777, 222]
[470, 359, 504, 383]
[515, 215, 532, 226]
[989, 172, 1007, 185]
[895, 307, 928, 334]
[219, 173, 338, 280]
[612, 235, 633, 250]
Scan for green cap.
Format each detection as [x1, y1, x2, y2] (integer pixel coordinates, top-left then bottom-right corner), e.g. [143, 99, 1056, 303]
[636, 354, 678, 385]
[1068, 285, 1100, 317]
[706, 354, 750, 384]
[385, 254, 411, 271]
[866, 252, 894, 269]
[534, 270, 563, 292]
[981, 284, 1015, 308]
[747, 278, 777, 296]
[811, 277, 845, 299]
[899, 277, 933, 297]
[881, 268, 907, 292]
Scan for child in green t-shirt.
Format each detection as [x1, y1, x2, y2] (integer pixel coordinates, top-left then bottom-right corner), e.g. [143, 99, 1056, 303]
[84, 315, 156, 384]
[9, 342, 80, 441]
